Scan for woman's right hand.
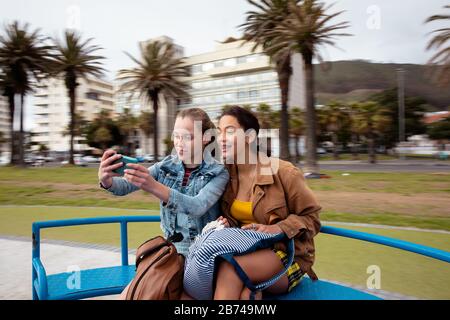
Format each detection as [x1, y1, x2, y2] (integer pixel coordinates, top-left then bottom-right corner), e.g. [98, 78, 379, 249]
[98, 149, 123, 188]
[217, 216, 230, 228]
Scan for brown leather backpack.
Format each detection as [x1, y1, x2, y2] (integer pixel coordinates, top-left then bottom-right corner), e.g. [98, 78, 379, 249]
[125, 236, 185, 300]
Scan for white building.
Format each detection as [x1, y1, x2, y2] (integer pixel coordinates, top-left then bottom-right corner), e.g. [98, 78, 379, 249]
[179, 38, 306, 120]
[0, 95, 9, 154]
[32, 77, 114, 156]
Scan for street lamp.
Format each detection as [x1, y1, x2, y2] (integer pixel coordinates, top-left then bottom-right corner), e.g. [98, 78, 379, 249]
[397, 68, 405, 159]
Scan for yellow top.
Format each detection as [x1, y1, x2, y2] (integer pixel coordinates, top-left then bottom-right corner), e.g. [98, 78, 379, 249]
[230, 199, 255, 225]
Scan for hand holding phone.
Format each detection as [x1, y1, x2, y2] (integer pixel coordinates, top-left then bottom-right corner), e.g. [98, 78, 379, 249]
[112, 155, 142, 175]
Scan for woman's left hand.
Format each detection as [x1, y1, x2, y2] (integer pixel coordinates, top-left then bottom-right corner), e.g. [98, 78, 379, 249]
[124, 163, 155, 192]
[241, 223, 283, 234]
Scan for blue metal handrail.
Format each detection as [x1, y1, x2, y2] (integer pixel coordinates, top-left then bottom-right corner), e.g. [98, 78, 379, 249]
[31, 215, 450, 300]
[320, 225, 450, 263]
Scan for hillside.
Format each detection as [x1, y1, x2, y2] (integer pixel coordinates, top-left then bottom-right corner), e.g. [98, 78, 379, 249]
[314, 60, 450, 110]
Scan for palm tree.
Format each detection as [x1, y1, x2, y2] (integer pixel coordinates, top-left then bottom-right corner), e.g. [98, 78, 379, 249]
[348, 102, 362, 160]
[240, 0, 302, 161]
[254, 103, 278, 156]
[352, 101, 391, 164]
[319, 101, 348, 160]
[37, 142, 49, 158]
[0, 21, 53, 166]
[138, 111, 154, 155]
[266, 0, 351, 173]
[85, 109, 123, 152]
[289, 107, 304, 163]
[93, 127, 113, 152]
[255, 103, 274, 129]
[52, 30, 105, 165]
[118, 40, 189, 158]
[425, 4, 450, 85]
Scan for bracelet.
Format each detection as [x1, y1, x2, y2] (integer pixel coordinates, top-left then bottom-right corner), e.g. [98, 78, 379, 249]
[99, 181, 111, 190]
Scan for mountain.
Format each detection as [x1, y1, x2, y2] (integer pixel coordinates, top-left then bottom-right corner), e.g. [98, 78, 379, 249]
[314, 60, 450, 110]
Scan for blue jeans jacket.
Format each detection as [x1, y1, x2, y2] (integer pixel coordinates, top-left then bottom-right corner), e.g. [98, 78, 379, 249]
[104, 153, 229, 256]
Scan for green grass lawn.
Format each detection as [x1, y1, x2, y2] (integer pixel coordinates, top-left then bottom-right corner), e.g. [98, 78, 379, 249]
[306, 170, 450, 194]
[0, 166, 100, 184]
[0, 205, 448, 299]
[0, 166, 449, 230]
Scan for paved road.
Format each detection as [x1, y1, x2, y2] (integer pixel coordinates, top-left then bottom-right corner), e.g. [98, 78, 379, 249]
[19, 159, 450, 173]
[316, 161, 450, 172]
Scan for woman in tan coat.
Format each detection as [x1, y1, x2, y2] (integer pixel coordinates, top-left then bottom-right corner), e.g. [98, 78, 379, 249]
[214, 106, 322, 300]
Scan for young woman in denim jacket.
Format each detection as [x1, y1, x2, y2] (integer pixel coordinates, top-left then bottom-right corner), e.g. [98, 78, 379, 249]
[98, 108, 229, 257]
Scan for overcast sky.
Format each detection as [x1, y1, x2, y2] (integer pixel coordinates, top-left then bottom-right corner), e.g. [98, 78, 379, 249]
[1, 0, 448, 129]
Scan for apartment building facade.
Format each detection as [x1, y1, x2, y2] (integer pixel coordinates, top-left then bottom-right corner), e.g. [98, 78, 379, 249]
[32, 77, 114, 156]
[0, 96, 9, 154]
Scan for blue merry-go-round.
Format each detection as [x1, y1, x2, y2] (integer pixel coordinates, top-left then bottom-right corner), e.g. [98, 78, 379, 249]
[31, 215, 450, 300]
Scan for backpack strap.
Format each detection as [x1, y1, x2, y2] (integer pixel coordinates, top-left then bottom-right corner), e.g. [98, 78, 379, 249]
[219, 236, 295, 300]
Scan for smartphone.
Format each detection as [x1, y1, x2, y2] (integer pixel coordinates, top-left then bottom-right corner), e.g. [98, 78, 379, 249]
[112, 155, 141, 175]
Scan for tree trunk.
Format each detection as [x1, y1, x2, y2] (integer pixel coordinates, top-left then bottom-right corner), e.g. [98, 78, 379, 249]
[18, 94, 25, 167]
[368, 128, 376, 164]
[332, 132, 339, 160]
[351, 133, 359, 160]
[7, 91, 16, 165]
[295, 135, 301, 163]
[151, 91, 159, 159]
[276, 58, 291, 161]
[69, 86, 76, 165]
[303, 54, 319, 173]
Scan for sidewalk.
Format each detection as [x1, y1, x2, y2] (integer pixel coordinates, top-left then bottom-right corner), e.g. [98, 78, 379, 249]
[0, 236, 135, 300]
[318, 159, 450, 166]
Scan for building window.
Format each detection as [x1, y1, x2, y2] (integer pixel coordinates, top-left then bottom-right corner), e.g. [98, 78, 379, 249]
[237, 56, 247, 64]
[86, 92, 99, 100]
[224, 93, 235, 101]
[224, 58, 236, 67]
[237, 91, 248, 100]
[214, 60, 224, 68]
[203, 62, 214, 72]
[249, 90, 259, 98]
[247, 54, 262, 63]
[192, 64, 203, 75]
[248, 74, 258, 83]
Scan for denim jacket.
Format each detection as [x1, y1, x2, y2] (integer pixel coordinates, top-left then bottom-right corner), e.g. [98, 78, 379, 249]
[104, 153, 229, 256]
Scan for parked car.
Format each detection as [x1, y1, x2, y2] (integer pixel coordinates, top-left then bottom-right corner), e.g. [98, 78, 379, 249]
[32, 159, 45, 167]
[0, 155, 9, 166]
[61, 156, 88, 167]
[142, 154, 155, 162]
[82, 155, 100, 163]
